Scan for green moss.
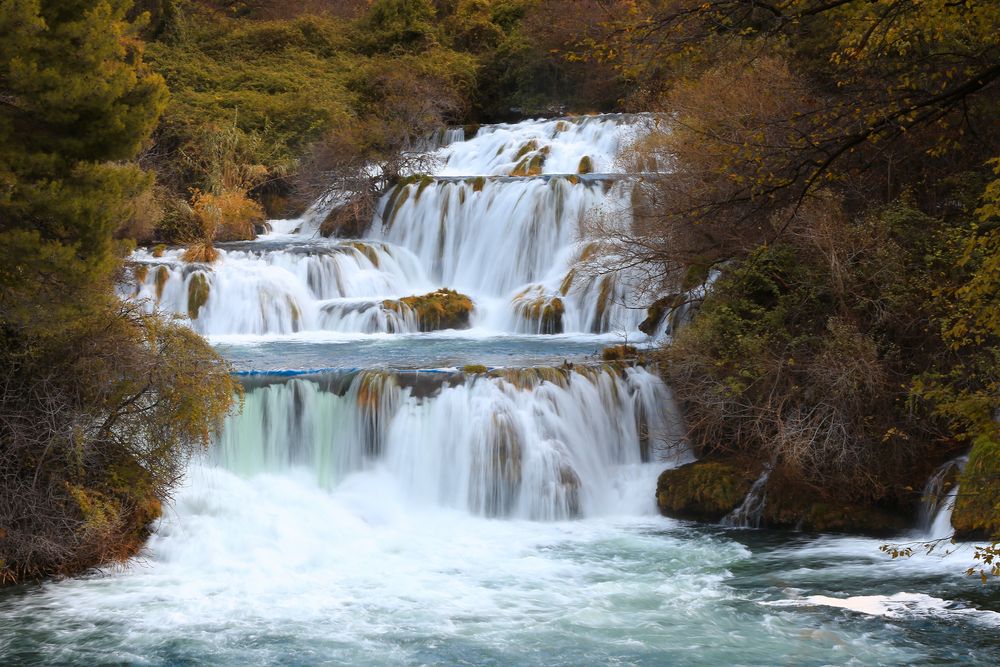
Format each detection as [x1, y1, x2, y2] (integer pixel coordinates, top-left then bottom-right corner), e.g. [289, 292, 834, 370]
[348, 241, 381, 267]
[514, 139, 539, 160]
[510, 152, 546, 177]
[952, 436, 1000, 539]
[416, 174, 436, 198]
[469, 176, 486, 192]
[656, 461, 752, 521]
[462, 364, 489, 373]
[154, 266, 170, 301]
[382, 185, 411, 227]
[559, 269, 575, 295]
[577, 155, 593, 174]
[384, 288, 473, 332]
[186, 273, 210, 320]
[591, 274, 614, 332]
[513, 292, 565, 334]
[151, 244, 166, 258]
[638, 295, 688, 335]
[761, 470, 908, 534]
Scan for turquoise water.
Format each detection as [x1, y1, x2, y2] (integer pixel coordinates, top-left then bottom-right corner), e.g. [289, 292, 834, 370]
[1, 502, 997, 666]
[212, 332, 625, 373]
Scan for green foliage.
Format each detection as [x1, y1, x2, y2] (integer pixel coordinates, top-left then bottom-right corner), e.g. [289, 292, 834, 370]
[952, 436, 1000, 539]
[0, 0, 237, 584]
[661, 198, 959, 501]
[361, 0, 438, 53]
[143, 8, 357, 195]
[0, 0, 168, 283]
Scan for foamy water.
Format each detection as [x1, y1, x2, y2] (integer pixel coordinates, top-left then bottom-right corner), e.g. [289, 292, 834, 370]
[5, 115, 997, 665]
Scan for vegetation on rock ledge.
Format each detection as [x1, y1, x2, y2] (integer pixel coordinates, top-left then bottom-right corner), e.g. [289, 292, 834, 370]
[0, 0, 238, 584]
[384, 289, 474, 332]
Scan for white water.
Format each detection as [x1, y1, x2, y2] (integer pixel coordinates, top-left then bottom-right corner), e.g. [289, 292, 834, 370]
[128, 115, 654, 338]
[918, 456, 968, 540]
[5, 115, 999, 665]
[723, 466, 771, 529]
[218, 367, 688, 519]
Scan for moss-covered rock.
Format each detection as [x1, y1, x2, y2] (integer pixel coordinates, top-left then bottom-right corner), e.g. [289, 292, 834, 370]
[381, 184, 411, 227]
[347, 241, 381, 267]
[638, 295, 686, 336]
[577, 155, 593, 174]
[384, 288, 473, 332]
[462, 364, 488, 373]
[760, 469, 909, 535]
[512, 290, 565, 334]
[601, 344, 640, 361]
[510, 152, 546, 177]
[559, 465, 582, 517]
[656, 461, 754, 521]
[952, 436, 1000, 539]
[154, 265, 170, 300]
[132, 263, 149, 286]
[187, 273, 210, 320]
[657, 459, 910, 533]
[514, 139, 539, 160]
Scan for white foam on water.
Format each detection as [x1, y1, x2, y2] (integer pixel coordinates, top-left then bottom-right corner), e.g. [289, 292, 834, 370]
[767, 592, 1000, 625]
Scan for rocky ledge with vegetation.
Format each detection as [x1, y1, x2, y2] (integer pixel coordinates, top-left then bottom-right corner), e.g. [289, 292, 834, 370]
[579, 1, 1000, 571]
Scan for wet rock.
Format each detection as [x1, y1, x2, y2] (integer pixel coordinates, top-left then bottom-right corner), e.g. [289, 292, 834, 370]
[656, 461, 753, 522]
[383, 288, 473, 332]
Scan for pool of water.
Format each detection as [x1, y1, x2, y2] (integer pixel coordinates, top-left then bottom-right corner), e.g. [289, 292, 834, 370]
[1, 463, 997, 666]
[212, 331, 633, 373]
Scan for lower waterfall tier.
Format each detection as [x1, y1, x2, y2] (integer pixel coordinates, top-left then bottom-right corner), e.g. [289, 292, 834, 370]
[216, 365, 689, 520]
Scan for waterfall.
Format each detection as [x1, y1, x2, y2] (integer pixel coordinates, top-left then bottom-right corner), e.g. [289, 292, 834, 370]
[722, 466, 772, 528]
[919, 456, 967, 540]
[122, 114, 690, 525]
[127, 114, 662, 337]
[216, 365, 688, 519]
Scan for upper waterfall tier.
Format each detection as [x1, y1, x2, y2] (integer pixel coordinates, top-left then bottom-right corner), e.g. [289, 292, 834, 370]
[431, 114, 658, 177]
[127, 114, 663, 339]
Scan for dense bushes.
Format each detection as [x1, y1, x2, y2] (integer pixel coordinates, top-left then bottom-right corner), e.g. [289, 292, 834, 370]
[585, 2, 1000, 545]
[130, 0, 623, 253]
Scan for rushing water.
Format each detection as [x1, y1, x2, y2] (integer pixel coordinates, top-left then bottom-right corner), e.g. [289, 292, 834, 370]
[3, 115, 998, 665]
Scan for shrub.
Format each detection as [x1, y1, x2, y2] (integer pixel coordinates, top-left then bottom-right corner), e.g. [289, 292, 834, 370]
[384, 288, 473, 331]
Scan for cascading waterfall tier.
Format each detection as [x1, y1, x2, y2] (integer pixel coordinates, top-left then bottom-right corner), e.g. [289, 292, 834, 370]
[919, 456, 968, 539]
[128, 114, 663, 337]
[216, 364, 688, 520]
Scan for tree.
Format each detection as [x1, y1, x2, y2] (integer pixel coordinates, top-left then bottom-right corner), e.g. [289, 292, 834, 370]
[361, 0, 439, 53]
[0, 0, 237, 584]
[0, 0, 168, 318]
[579, 1, 1000, 543]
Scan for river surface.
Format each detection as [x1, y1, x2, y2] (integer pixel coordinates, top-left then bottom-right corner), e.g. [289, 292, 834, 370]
[2, 114, 997, 665]
[1, 470, 998, 665]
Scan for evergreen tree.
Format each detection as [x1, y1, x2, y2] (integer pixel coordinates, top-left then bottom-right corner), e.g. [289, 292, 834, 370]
[0, 0, 168, 330]
[0, 1, 235, 585]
